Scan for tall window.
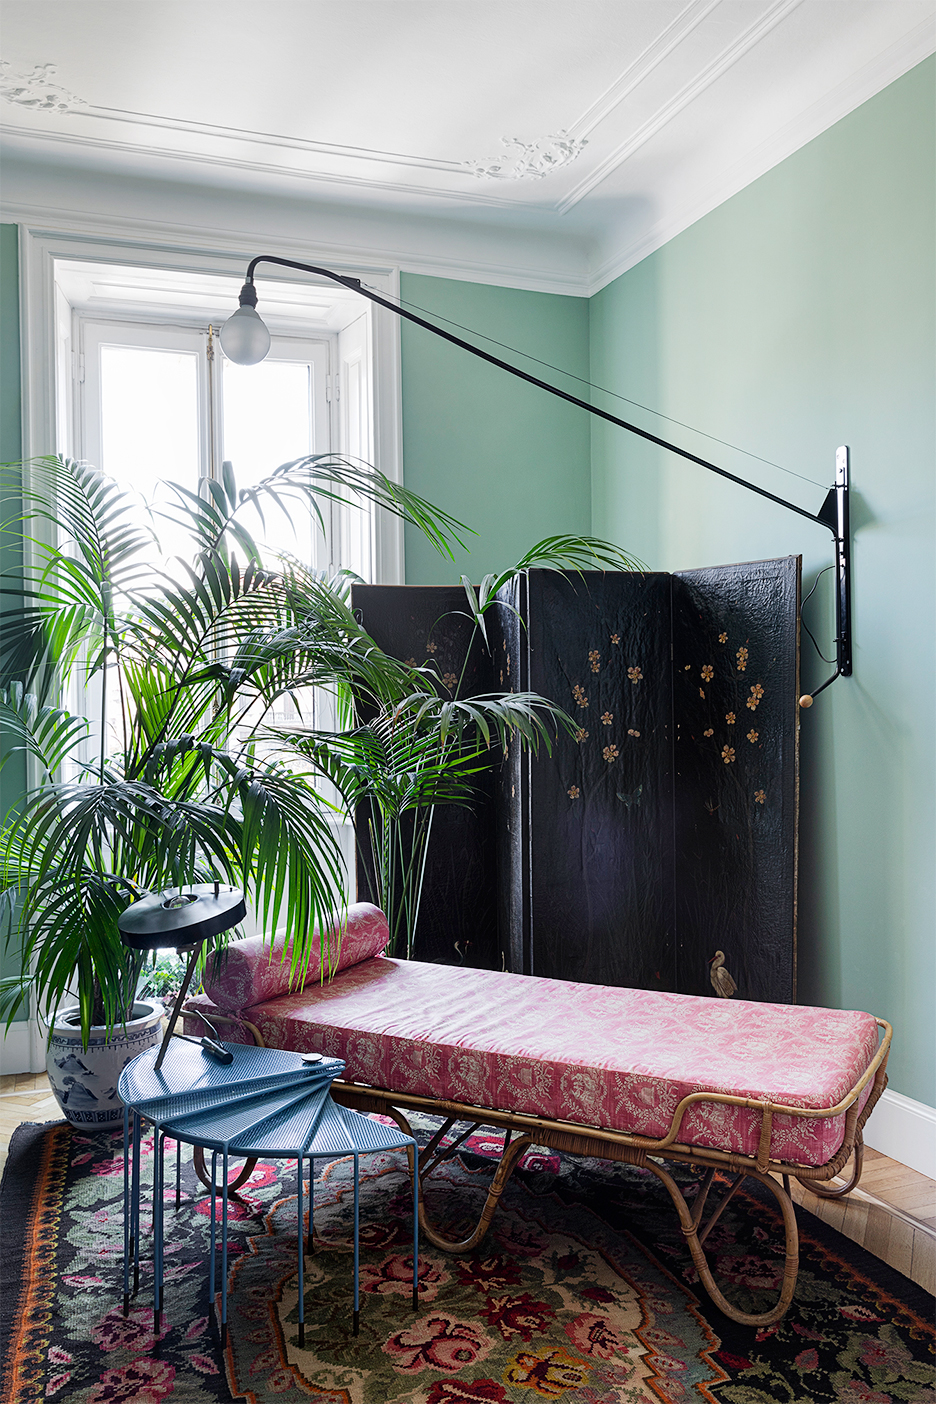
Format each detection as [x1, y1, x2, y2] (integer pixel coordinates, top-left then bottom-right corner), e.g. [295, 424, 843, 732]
[78, 319, 336, 573]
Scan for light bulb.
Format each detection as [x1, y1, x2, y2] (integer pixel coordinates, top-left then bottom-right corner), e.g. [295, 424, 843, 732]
[219, 304, 271, 364]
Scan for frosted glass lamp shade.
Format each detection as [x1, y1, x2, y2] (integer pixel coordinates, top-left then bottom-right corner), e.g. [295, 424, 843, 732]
[220, 305, 271, 364]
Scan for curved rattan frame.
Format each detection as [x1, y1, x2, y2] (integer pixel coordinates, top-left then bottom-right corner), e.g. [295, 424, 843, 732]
[189, 1006, 890, 1327]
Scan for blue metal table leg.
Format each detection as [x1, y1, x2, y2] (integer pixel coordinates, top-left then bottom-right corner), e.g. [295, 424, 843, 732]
[297, 1158, 305, 1349]
[122, 1105, 130, 1315]
[208, 1150, 217, 1314]
[175, 1138, 182, 1210]
[412, 1143, 419, 1312]
[153, 1131, 164, 1331]
[220, 1149, 229, 1351]
[352, 1152, 360, 1337]
[307, 1157, 314, 1254]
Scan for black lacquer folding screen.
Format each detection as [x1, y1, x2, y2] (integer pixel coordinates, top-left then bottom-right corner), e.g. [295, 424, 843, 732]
[351, 586, 499, 969]
[353, 556, 800, 1003]
[671, 560, 800, 1001]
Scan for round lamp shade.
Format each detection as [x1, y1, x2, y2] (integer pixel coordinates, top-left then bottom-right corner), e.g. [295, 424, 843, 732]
[117, 884, 247, 951]
[219, 304, 271, 364]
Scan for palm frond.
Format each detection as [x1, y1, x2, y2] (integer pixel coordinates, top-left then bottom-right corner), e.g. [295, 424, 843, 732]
[0, 685, 89, 788]
[459, 534, 646, 646]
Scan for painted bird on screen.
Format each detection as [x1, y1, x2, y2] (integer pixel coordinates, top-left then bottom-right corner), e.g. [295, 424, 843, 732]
[708, 951, 737, 998]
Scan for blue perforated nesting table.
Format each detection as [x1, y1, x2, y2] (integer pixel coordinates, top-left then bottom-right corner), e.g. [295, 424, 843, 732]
[117, 1040, 419, 1346]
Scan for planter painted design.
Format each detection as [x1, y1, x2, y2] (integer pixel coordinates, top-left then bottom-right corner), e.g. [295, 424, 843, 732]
[45, 1001, 163, 1128]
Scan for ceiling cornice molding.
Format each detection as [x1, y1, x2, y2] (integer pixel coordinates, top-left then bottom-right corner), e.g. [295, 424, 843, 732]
[0, 2, 810, 219]
[566, 0, 724, 140]
[0, 7, 728, 208]
[558, 0, 806, 215]
[0, 199, 591, 298]
[0, 124, 532, 211]
[4, 16, 929, 306]
[586, 19, 936, 296]
[0, 58, 585, 190]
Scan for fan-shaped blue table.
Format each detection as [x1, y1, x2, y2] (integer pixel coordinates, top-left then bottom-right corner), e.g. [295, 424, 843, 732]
[118, 1040, 419, 1346]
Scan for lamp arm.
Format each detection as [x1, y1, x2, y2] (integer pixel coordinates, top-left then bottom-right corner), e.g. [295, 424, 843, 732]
[243, 255, 826, 531]
[240, 254, 852, 698]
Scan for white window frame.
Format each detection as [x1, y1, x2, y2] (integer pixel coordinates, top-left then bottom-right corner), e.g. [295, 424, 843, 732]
[4, 220, 404, 1071]
[16, 221, 404, 585]
[76, 317, 337, 570]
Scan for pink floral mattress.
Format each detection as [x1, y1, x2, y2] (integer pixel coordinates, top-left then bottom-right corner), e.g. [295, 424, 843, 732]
[186, 957, 880, 1168]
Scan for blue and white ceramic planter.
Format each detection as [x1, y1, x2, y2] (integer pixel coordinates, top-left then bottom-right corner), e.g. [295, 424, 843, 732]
[45, 1001, 163, 1128]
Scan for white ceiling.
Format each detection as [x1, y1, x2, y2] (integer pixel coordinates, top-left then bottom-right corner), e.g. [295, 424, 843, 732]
[1, 1, 933, 290]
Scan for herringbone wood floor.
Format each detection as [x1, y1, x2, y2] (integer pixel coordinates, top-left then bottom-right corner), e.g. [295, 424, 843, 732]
[1, 1073, 933, 1293]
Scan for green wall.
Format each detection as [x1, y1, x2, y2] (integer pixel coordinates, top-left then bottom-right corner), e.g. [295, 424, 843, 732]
[590, 58, 935, 1106]
[399, 273, 591, 583]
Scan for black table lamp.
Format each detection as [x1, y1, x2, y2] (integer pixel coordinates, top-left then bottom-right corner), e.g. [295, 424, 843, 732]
[118, 882, 246, 1071]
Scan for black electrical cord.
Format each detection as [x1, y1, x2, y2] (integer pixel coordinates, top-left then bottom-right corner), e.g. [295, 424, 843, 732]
[800, 564, 836, 664]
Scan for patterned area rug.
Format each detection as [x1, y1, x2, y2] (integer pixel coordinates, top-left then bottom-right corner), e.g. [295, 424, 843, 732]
[1, 1116, 932, 1403]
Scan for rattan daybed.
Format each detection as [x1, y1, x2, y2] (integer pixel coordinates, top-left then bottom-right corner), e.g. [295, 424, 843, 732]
[184, 903, 890, 1327]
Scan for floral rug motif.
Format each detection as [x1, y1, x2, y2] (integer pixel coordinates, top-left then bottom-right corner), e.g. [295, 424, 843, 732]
[0, 1116, 932, 1403]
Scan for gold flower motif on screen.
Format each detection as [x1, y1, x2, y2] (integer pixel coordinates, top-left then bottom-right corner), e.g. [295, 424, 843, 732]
[746, 683, 765, 711]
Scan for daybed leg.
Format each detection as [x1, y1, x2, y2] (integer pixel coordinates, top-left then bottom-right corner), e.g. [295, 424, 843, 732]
[379, 1106, 419, 1177]
[801, 1132, 864, 1199]
[648, 1160, 800, 1327]
[418, 1134, 534, 1254]
[192, 1145, 258, 1196]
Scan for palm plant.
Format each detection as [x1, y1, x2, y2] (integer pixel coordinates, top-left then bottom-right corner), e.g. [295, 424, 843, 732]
[268, 536, 644, 958]
[0, 453, 466, 1044]
[273, 688, 559, 959]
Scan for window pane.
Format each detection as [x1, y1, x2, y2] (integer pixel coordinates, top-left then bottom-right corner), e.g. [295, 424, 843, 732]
[100, 345, 200, 502]
[100, 345, 200, 563]
[222, 359, 315, 566]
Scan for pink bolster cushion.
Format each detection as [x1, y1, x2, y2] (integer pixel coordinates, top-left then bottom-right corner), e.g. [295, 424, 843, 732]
[201, 902, 389, 1012]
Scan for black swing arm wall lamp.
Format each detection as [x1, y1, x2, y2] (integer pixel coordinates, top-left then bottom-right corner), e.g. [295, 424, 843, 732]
[221, 255, 851, 708]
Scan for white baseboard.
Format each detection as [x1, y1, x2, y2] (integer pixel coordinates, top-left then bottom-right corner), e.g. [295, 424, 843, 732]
[864, 1089, 936, 1179]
